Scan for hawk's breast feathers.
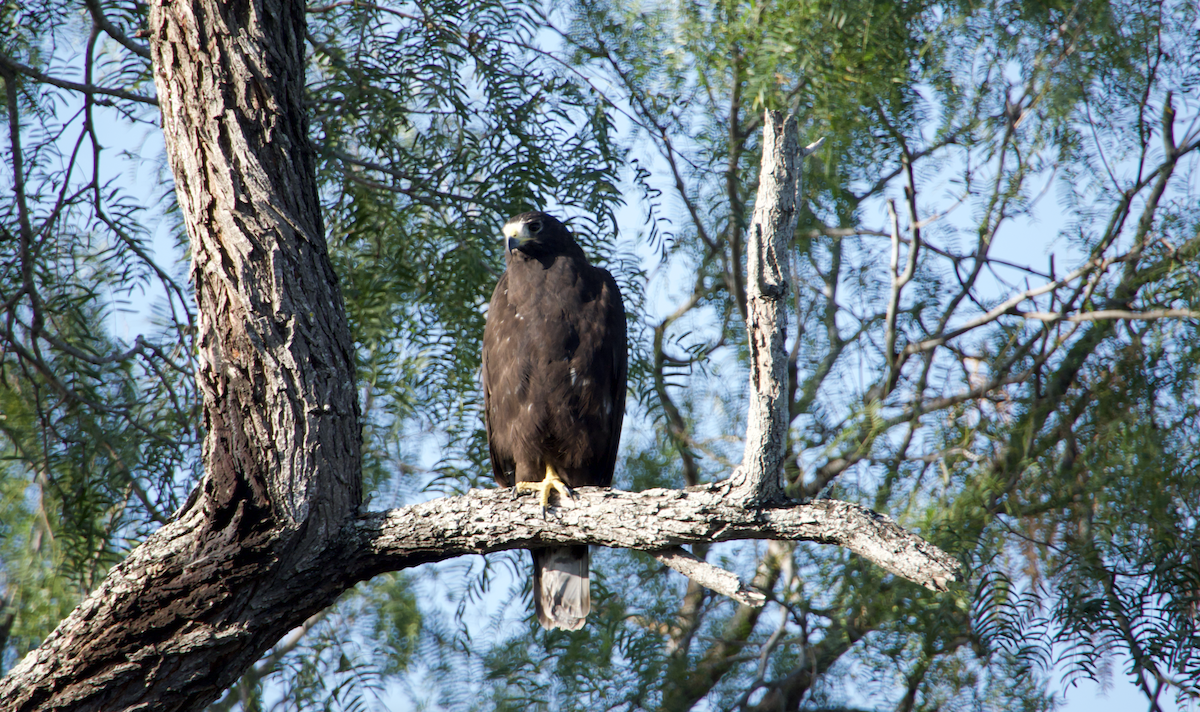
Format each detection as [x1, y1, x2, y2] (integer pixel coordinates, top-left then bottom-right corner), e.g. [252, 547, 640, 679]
[481, 211, 628, 630]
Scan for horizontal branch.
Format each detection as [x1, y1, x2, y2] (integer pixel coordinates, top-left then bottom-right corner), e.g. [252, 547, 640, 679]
[1017, 308, 1200, 322]
[347, 481, 961, 593]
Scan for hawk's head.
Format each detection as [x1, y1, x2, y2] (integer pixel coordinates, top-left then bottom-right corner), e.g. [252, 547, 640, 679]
[502, 211, 572, 257]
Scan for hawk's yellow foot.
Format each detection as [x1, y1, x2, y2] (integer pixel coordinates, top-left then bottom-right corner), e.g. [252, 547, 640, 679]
[516, 464, 575, 513]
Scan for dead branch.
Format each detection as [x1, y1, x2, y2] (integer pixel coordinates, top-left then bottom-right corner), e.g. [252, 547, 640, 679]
[734, 111, 816, 505]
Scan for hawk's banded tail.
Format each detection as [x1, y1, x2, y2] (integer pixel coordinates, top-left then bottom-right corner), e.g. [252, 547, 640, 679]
[533, 545, 590, 630]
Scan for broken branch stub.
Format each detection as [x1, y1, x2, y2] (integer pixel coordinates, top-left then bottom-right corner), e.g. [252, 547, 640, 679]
[735, 110, 804, 506]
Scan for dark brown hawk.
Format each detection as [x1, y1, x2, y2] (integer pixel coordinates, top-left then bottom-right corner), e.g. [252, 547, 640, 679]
[482, 211, 628, 630]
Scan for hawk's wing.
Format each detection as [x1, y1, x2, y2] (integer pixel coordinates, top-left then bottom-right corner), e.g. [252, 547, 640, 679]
[482, 271, 515, 488]
[593, 267, 628, 485]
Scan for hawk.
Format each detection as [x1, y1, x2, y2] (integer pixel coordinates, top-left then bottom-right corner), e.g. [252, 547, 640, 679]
[482, 211, 628, 630]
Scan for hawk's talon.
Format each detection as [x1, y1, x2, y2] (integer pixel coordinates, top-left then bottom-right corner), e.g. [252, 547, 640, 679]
[516, 464, 574, 515]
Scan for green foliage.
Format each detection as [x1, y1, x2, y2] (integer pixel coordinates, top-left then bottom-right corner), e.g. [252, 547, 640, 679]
[0, 0, 197, 672]
[1, 0, 627, 704]
[305, 0, 630, 498]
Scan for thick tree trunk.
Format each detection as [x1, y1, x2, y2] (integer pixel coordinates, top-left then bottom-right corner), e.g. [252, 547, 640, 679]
[154, 0, 361, 536]
[0, 0, 362, 709]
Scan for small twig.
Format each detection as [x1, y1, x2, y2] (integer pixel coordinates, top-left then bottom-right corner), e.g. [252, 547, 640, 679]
[85, 0, 152, 59]
[810, 226, 1053, 279]
[883, 199, 919, 372]
[328, 148, 482, 206]
[307, 0, 419, 20]
[901, 253, 1133, 357]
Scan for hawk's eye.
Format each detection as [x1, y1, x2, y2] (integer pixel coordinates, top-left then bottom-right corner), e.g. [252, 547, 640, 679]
[529, 221, 543, 234]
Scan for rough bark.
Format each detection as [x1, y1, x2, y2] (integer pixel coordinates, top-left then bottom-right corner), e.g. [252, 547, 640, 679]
[0, 505, 357, 712]
[153, 0, 361, 539]
[732, 111, 802, 505]
[0, 5, 959, 712]
[0, 0, 361, 709]
[348, 484, 960, 593]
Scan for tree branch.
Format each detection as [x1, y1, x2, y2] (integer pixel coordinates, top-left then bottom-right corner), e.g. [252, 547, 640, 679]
[0, 52, 157, 105]
[651, 547, 767, 607]
[348, 483, 960, 594]
[733, 111, 820, 505]
[84, 0, 152, 59]
[1016, 308, 1200, 323]
[0, 5, 962, 709]
[884, 198, 919, 374]
[900, 252, 1130, 357]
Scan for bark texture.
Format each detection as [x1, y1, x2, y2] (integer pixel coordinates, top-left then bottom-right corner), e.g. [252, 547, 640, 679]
[0, 0, 362, 709]
[349, 484, 960, 593]
[733, 110, 801, 505]
[153, 0, 361, 536]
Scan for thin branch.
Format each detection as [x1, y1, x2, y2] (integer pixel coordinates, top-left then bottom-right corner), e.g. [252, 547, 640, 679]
[653, 277, 709, 486]
[884, 199, 919, 371]
[307, 0, 419, 20]
[328, 148, 482, 206]
[3, 65, 34, 247]
[0, 52, 157, 105]
[665, 540, 794, 710]
[901, 253, 1130, 357]
[1017, 308, 1200, 323]
[651, 547, 766, 607]
[810, 226, 1052, 280]
[735, 552, 795, 711]
[85, 0, 152, 59]
[559, 19, 718, 253]
[98, 441, 170, 525]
